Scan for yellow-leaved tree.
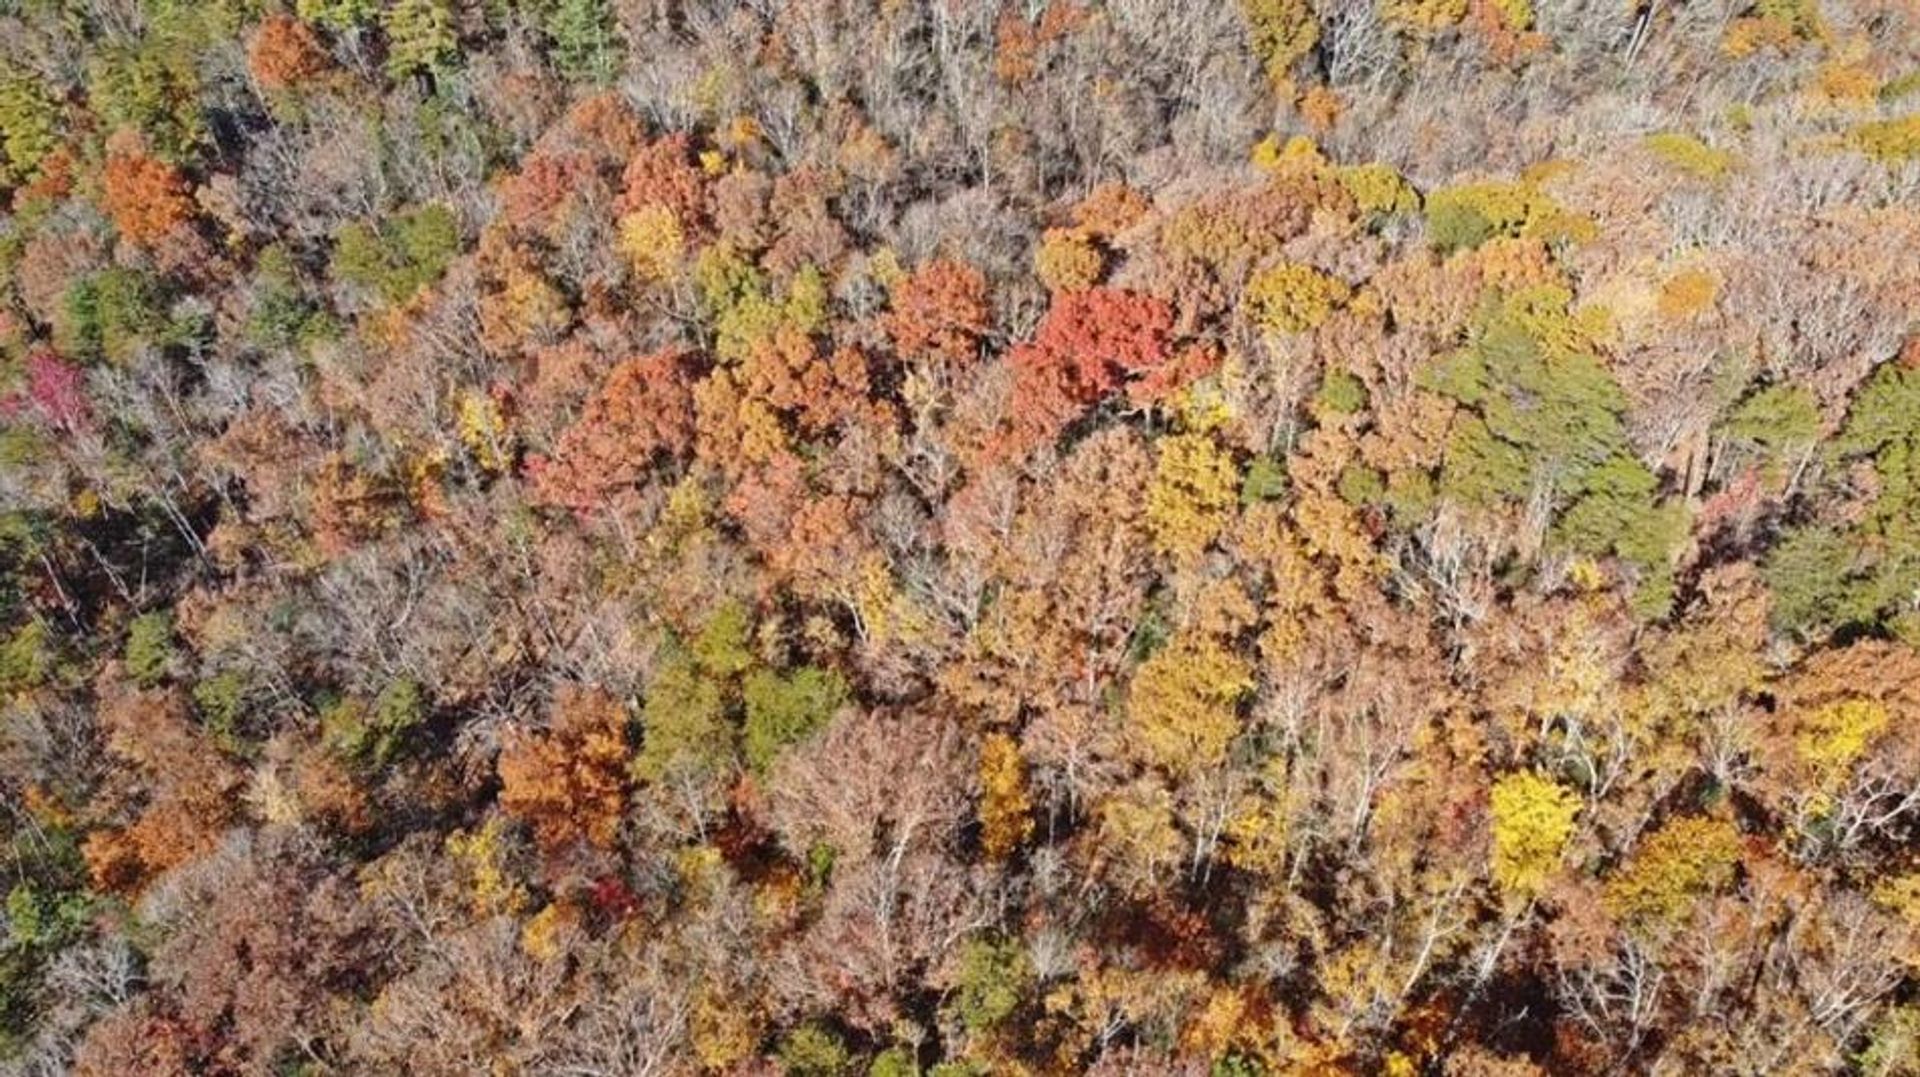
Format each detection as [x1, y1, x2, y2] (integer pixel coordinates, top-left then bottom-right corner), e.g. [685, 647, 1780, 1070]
[1796, 697, 1890, 788]
[617, 203, 685, 282]
[1127, 632, 1254, 777]
[1147, 433, 1239, 560]
[1489, 771, 1579, 899]
[1603, 815, 1743, 930]
[978, 731, 1034, 860]
[1244, 262, 1350, 334]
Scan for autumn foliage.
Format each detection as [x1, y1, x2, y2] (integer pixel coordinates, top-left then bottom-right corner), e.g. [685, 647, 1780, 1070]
[246, 15, 332, 91]
[498, 686, 631, 852]
[101, 145, 193, 244]
[1015, 287, 1175, 404]
[10, 4, 1920, 1076]
[884, 258, 990, 364]
[526, 347, 697, 513]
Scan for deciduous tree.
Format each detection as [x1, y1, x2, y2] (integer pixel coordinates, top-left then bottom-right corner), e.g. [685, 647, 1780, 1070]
[498, 686, 631, 852]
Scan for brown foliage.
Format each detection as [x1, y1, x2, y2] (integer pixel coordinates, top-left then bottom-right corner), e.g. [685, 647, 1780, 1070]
[496, 151, 607, 239]
[151, 838, 375, 1071]
[71, 1002, 200, 1077]
[310, 454, 406, 554]
[763, 166, 848, 275]
[764, 708, 983, 1028]
[81, 673, 242, 894]
[724, 450, 874, 596]
[22, 9, 1920, 1075]
[615, 133, 709, 233]
[15, 222, 105, 325]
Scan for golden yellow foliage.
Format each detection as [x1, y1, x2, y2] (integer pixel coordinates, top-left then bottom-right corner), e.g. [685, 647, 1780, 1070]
[616, 203, 685, 281]
[1240, 0, 1319, 82]
[1244, 262, 1350, 334]
[1172, 378, 1234, 435]
[1813, 56, 1878, 109]
[692, 985, 761, 1068]
[486, 256, 570, 348]
[1147, 433, 1239, 559]
[1490, 0, 1533, 30]
[1657, 266, 1720, 320]
[1383, 0, 1468, 31]
[1797, 697, 1890, 786]
[1292, 488, 1384, 601]
[520, 900, 582, 961]
[1034, 227, 1103, 293]
[1871, 873, 1920, 932]
[455, 389, 511, 474]
[1643, 131, 1738, 181]
[1565, 557, 1608, 593]
[1251, 133, 1327, 176]
[659, 472, 713, 538]
[1602, 815, 1743, 928]
[1724, 0, 1824, 56]
[1127, 632, 1254, 775]
[1855, 114, 1920, 163]
[443, 816, 528, 916]
[1097, 781, 1185, 881]
[1223, 759, 1291, 876]
[721, 114, 760, 151]
[1489, 771, 1579, 898]
[867, 245, 906, 290]
[979, 731, 1035, 860]
[1383, 1051, 1420, 1077]
[1336, 162, 1420, 218]
[737, 395, 787, 464]
[851, 552, 929, 646]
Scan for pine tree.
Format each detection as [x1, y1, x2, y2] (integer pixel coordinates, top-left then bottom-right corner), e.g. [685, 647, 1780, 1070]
[382, 0, 458, 81]
[545, 0, 620, 84]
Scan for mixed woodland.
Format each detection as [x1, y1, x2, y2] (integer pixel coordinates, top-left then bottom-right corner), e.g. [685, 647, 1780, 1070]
[5, 0, 1920, 1073]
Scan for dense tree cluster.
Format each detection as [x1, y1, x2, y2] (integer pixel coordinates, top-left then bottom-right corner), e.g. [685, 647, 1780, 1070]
[3, 0, 1920, 1074]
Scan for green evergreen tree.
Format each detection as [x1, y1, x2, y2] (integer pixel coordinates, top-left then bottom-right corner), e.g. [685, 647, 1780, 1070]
[544, 0, 620, 84]
[124, 610, 175, 688]
[382, 0, 458, 80]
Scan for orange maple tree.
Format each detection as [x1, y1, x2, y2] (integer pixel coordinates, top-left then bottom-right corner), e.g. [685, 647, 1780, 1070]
[247, 15, 332, 91]
[527, 347, 698, 514]
[102, 144, 194, 245]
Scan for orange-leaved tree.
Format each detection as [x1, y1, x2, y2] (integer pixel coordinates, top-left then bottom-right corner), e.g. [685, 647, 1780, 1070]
[102, 138, 194, 245]
[498, 685, 632, 852]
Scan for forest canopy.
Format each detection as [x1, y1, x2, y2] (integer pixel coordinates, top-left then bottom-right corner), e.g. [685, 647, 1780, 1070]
[4, 0, 1920, 1074]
